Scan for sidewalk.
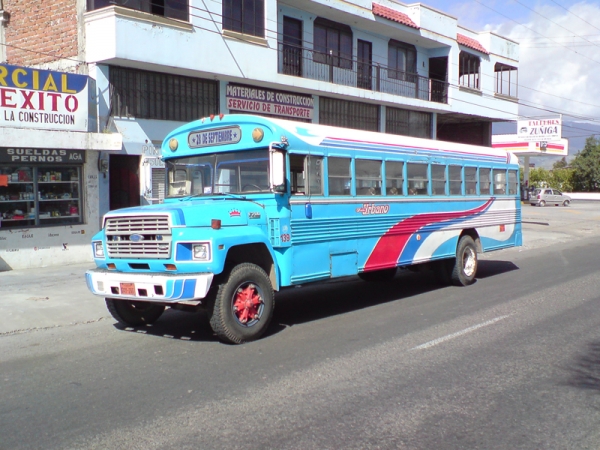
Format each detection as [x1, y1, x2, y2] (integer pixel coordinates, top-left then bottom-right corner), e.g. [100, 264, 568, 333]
[0, 262, 109, 335]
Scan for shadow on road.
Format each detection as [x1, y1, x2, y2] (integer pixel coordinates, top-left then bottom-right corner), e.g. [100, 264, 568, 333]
[564, 340, 600, 394]
[113, 259, 519, 343]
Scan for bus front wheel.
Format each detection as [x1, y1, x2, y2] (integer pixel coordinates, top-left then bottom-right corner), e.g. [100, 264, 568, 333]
[450, 236, 478, 286]
[105, 298, 165, 326]
[209, 263, 275, 344]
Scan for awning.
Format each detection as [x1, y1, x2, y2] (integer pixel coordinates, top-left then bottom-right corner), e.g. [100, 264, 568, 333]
[111, 118, 185, 155]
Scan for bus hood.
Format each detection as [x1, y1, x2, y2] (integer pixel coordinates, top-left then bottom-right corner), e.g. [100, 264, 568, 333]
[105, 199, 266, 227]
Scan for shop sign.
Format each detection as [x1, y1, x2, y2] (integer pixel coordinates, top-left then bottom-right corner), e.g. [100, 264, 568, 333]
[0, 63, 89, 132]
[517, 117, 561, 142]
[226, 83, 314, 120]
[143, 144, 165, 167]
[0, 148, 86, 164]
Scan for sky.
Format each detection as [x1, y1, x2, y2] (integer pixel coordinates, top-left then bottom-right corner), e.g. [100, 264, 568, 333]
[421, 0, 600, 152]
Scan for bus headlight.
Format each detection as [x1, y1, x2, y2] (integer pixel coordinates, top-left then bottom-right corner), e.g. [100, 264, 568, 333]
[93, 241, 105, 258]
[192, 243, 211, 261]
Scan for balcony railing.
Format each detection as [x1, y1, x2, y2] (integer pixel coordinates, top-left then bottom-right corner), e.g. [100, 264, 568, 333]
[278, 43, 448, 104]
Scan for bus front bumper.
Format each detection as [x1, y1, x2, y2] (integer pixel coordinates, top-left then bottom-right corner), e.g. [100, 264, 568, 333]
[85, 269, 214, 303]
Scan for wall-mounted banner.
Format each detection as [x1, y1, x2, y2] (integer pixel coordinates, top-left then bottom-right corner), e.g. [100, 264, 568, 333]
[0, 63, 89, 132]
[517, 117, 561, 142]
[226, 83, 314, 120]
[0, 148, 86, 164]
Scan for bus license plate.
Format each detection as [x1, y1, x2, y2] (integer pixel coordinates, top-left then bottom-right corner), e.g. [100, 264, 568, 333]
[120, 283, 136, 296]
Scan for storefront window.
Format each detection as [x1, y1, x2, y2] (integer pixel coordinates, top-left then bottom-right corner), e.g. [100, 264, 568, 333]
[0, 150, 85, 228]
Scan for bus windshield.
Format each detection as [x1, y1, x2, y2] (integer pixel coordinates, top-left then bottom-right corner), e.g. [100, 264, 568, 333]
[165, 149, 269, 198]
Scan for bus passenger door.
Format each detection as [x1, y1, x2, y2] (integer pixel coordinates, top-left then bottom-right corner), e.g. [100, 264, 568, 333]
[288, 154, 332, 284]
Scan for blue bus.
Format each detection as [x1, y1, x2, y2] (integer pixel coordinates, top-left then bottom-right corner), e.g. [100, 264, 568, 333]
[86, 114, 522, 344]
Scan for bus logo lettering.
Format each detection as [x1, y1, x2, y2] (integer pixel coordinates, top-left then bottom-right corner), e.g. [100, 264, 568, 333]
[356, 204, 390, 215]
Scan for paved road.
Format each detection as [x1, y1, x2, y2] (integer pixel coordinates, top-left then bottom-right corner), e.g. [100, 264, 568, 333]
[1, 201, 600, 449]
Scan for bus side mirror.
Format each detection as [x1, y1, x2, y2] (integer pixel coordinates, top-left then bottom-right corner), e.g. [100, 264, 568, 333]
[270, 150, 286, 193]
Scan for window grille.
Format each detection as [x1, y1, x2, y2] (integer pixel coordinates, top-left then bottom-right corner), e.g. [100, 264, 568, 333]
[109, 67, 219, 121]
[386, 107, 432, 138]
[319, 97, 379, 132]
[495, 62, 518, 98]
[459, 51, 480, 89]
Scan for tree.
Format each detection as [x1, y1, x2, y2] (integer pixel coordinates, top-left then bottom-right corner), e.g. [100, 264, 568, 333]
[553, 157, 568, 170]
[570, 137, 600, 192]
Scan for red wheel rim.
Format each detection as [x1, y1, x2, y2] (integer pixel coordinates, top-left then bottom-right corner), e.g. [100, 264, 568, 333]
[232, 282, 264, 327]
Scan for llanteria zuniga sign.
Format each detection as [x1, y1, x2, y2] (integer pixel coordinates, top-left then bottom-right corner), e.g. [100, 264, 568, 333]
[0, 63, 89, 132]
[517, 117, 561, 142]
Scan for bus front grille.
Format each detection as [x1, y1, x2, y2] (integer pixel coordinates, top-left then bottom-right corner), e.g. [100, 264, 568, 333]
[105, 215, 172, 259]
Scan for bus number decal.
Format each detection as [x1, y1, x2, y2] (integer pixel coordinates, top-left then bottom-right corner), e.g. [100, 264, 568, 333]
[356, 204, 390, 215]
[281, 233, 291, 242]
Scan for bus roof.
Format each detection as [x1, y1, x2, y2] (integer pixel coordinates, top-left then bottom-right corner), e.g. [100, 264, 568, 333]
[163, 114, 519, 165]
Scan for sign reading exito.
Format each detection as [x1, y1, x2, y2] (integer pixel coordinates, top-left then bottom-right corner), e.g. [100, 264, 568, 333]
[226, 83, 314, 120]
[0, 63, 89, 132]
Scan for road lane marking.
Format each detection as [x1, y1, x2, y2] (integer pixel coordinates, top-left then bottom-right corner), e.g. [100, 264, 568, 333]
[410, 315, 511, 351]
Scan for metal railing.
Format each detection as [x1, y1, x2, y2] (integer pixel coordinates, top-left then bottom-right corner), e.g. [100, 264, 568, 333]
[278, 43, 448, 104]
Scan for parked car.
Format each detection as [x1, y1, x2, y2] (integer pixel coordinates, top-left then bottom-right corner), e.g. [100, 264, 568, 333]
[530, 188, 571, 207]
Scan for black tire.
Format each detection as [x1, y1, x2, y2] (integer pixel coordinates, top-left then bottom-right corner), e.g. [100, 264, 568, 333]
[563, 200, 570, 207]
[450, 235, 478, 286]
[539, 200, 546, 207]
[358, 268, 397, 282]
[209, 263, 274, 344]
[105, 298, 165, 326]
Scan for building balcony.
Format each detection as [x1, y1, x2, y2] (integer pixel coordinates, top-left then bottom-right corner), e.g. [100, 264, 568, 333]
[278, 43, 448, 104]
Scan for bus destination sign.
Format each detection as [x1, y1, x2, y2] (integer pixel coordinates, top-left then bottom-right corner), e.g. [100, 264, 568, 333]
[188, 126, 242, 148]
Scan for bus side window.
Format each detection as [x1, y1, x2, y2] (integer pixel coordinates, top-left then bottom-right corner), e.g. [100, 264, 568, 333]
[465, 166, 477, 195]
[480, 168, 491, 195]
[493, 169, 507, 195]
[328, 157, 351, 196]
[290, 154, 306, 195]
[385, 161, 404, 195]
[508, 170, 518, 195]
[431, 164, 446, 196]
[449, 165, 462, 195]
[356, 159, 382, 195]
[306, 156, 323, 195]
[407, 162, 428, 195]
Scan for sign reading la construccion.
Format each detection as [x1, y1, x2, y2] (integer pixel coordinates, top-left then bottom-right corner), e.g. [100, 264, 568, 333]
[226, 83, 314, 120]
[0, 63, 89, 132]
[517, 117, 561, 142]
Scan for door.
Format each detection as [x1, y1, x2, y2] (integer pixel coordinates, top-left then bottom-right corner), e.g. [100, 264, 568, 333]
[109, 155, 141, 210]
[283, 17, 302, 76]
[357, 40, 372, 90]
[429, 56, 448, 102]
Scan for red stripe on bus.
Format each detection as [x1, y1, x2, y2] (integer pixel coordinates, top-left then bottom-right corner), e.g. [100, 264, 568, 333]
[363, 199, 493, 271]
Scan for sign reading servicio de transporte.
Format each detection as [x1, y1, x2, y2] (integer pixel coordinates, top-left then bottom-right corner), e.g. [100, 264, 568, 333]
[226, 83, 314, 120]
[0, 63, 89, 132]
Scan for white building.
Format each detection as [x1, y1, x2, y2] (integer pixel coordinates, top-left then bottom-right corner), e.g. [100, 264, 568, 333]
[0, 0, 519, 269]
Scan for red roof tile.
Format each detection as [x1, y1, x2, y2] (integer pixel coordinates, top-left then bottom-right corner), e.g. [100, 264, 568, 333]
[372, 3, 419, 29]
[457, 33, 489, 54]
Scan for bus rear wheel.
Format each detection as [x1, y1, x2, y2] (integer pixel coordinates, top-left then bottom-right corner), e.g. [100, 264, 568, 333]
[209, 263, 274, 344]
[105, 298, 165, 326]
[450, 236, 478, 286]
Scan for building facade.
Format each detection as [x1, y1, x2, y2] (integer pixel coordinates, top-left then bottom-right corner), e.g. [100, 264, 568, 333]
[0, 0, 519, 269]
